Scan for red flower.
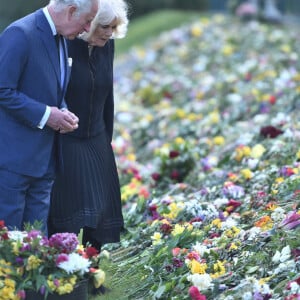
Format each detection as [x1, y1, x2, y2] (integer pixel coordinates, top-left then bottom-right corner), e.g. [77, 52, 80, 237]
[209, 232, 220, 238]
[260, 125, 283, 138]
[169, 150, 180, 159]
[189, 286, 207, 300]
[0, 220, 5, 229]
[160, 223, 173, 234]
[170, 170, 180, 180]
[85, 246, 99, 258]
[269, 95, 276, 104]
[151, 172, 161, 181]
[226, 199, 242, 213]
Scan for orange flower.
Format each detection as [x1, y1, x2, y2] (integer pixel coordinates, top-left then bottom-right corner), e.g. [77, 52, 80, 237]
[254, 215, 273, 230]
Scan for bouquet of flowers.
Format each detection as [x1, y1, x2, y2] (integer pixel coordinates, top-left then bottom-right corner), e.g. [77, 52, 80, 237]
[0, 220, 105, 300]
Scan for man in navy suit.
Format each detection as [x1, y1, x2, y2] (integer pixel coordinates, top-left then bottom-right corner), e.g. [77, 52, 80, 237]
[0, 0, 98, 233]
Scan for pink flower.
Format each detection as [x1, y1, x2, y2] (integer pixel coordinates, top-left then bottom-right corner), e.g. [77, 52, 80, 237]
[56, 253, 69, 265]
[172, 247, 181, 257]
[17, 290, 26, 299]
[189, 286, 207, 300]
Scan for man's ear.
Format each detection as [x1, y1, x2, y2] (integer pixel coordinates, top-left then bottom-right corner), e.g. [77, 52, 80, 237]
[67, 5, 77, 20]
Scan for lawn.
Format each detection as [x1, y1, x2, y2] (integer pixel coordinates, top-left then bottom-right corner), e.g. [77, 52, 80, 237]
[115, 9, 204, 55]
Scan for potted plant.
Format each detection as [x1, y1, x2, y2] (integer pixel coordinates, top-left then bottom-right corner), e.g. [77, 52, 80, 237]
[0, 220, 105, 299]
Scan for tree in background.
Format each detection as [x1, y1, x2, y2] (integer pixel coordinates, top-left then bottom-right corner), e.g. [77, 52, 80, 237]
[0, 0, 48, 31]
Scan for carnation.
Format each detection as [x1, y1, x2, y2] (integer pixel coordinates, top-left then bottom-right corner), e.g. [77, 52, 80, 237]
[58, 253, 91, 275]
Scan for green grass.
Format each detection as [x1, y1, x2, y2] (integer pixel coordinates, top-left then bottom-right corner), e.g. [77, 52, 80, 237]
[115, 9, 203, 55]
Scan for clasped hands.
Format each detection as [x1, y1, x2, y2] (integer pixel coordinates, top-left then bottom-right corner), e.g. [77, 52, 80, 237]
[47, 107, 79, 133]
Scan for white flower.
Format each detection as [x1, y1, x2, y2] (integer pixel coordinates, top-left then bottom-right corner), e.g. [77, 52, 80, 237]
[68, 57, 73, 67]
[247, 227, 261, 240]
[290, 282, 300, 294]
[187, 273, 212, 290]
[247, 158, 259, 170]
[192, 242, 210, 256]
[242, 292, 253, 300]
[221, 217, 237, 230]
[271, 207, 285, 222]
[272, 245, 291, 263]
[8, 231, 27, 241]
[58, 253, 91, 275]
[213, 197, 229, 208]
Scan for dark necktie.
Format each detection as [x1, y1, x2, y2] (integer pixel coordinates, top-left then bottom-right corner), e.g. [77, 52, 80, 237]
[54, 34, 60, 63]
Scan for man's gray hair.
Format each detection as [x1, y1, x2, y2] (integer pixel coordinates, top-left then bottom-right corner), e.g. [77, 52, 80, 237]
[50, 0, 95, 16]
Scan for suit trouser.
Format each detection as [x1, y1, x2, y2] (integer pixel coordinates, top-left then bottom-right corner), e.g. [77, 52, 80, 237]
[0, 168, 54, 234]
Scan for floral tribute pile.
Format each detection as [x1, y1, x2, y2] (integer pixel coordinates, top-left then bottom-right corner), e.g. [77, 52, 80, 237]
[0, 221, 105, 300]
[110, 14, 300, 300]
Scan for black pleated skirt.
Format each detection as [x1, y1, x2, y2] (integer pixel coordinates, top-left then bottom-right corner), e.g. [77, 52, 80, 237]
[48, 131, 124, 244]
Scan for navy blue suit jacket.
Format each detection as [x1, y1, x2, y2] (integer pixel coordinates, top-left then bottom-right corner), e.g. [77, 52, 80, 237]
[0, 9, 70, 177]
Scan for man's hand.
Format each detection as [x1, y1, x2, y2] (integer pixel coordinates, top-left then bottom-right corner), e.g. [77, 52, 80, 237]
[46, 107, 79, 133]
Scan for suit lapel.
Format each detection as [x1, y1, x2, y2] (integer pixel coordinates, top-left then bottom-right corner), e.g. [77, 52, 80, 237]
[35, 9, 60, 84]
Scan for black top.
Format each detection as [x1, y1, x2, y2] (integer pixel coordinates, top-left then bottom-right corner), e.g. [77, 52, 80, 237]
[65, 38, 115, 140]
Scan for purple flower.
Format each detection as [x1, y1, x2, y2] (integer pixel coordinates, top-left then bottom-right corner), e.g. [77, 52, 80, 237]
[15, 257, 24, 265]
[27, 230, 41, 239]
[48, 233, 79, 253]
[172, 257, 183, 268]
[280, 211, 300, 230]
[39, 285, 46, 295]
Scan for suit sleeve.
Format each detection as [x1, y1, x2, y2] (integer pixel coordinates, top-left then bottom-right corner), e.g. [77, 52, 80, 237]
[0, 26, 46, 128]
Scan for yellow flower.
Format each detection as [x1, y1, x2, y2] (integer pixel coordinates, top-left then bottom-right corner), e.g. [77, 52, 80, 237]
[57, 283, 74, 295]
[209, 111, 220, 124]
[251, 144, 266, 159]
[222, 44, 234, 56]
[235, 145, 251, 161]
[145, 114, 153, 122]
[92, 269, 106, 288]
[151, 232, 162, 245]
[190, 260, 207, 274]
[26, 255, 41, 271]
[174, 137, 185, 145]
[127, 153, 136, 161]
[211, 218, 222, 229]
[211, 260, 226, 278]
[190, 24, 203, 37]
[171, 224, 185, 236]
[275, 177, 284, 184]
[0, 260, 12, 276]
[175, 109, 186, 119]
[229, 243, 238, 251]
[213, 136, 225, 145]
[265, 202, 278, 211]
[280, 44, 291, 53]
[187, 113, 199, 121]
[225, 226, 241, 238]
[240, 168, 253, 180]
[162, 202, 183, 219]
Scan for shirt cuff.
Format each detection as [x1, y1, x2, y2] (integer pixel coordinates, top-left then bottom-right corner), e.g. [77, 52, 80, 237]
[37, 106, 51, 129]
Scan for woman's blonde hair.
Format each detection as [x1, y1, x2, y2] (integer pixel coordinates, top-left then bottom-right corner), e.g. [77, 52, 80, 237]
[80, 0, 129, 40]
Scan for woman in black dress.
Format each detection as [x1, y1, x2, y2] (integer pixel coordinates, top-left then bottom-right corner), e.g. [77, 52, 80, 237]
[48, 0, 129, 251]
